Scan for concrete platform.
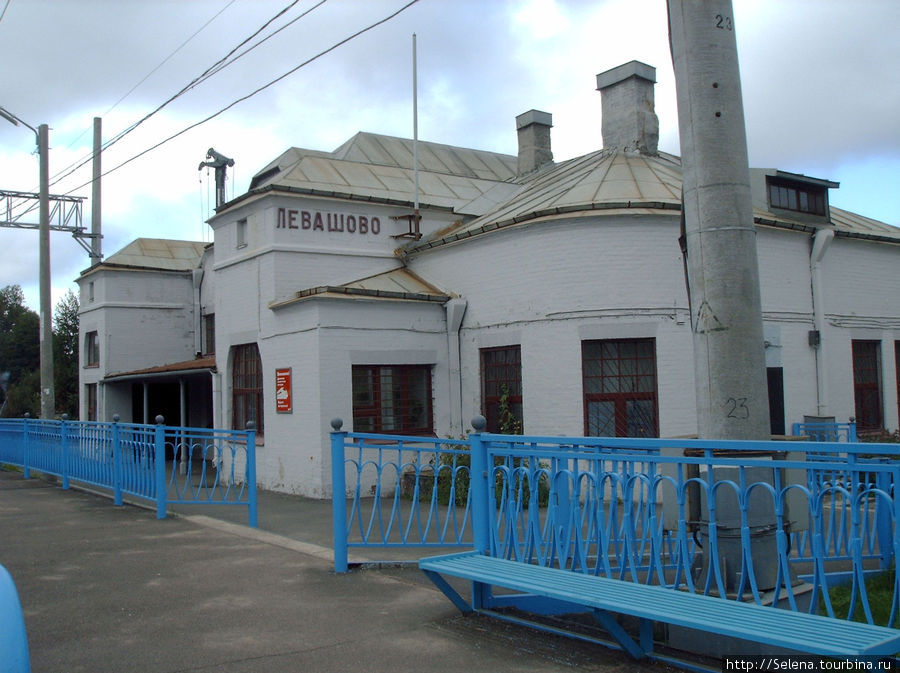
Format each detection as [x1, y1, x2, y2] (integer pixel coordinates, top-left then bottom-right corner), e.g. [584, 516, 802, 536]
[0, 469, 658, 673]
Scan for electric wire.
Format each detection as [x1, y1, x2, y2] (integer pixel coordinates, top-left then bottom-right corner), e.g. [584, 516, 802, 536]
[46, 0, 318, 191]
[62, 0, 239, 153]
[0, 0, 12, 26]
[63, 0, 420, 196]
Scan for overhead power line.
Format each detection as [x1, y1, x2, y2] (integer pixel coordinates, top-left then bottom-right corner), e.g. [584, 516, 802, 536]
[62, 0, 239, 153]
[64, 0, 420, 195]
[47, 0, 320, 192]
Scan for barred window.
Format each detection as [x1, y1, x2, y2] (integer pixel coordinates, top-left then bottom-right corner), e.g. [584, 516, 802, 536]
[232, 343, 263, 434]
[480, 346, 523, 433]
[852, 340, 882, 432]
[582, 338, 658, 437]
[352, 365, 432, 435]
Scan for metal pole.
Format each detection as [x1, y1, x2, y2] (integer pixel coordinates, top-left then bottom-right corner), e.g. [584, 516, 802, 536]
[38, 123, 55, 420]
[667, 0, 769, 441]
[91, 117, 102, 264]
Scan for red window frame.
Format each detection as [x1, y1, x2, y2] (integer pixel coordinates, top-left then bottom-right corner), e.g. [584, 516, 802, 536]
[852, 340, 882, 432]
[232, 343, 263, 434]
[480, 346, 523, 433]
[352, 365, 433, 435]
[582, 338, 659, 437]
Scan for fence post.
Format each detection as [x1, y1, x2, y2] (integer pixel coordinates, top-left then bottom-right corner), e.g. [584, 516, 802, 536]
[246, 422, 258, 528]
[60, 415, 70, 490]
[848, 418, 857, 442]
[331, 419, 348, 573]
[154, 416, 166, 519]
[112, 415, 123, 506]
[22, 414, 30, 479]
[469, 416, 492, 610]
[469, 416, 490, 556]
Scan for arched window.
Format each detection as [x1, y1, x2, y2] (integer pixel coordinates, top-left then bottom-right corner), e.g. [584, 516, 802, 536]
[232, 343, 263, 434]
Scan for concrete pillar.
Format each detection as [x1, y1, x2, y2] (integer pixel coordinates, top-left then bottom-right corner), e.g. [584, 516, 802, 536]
[668, 0, 769, 440]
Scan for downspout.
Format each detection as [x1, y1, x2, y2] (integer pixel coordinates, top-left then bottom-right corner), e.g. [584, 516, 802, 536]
[192, 268, 204, 355]
[445, 298, 467, 436]
[810, 228, 834, 416]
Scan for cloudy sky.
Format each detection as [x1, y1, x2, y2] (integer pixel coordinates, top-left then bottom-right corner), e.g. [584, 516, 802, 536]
[0, 0, 897, 313]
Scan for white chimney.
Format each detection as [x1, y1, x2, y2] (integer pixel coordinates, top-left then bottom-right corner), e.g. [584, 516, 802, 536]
[516, 109, 553, 176]
[596, 61, 659, 154]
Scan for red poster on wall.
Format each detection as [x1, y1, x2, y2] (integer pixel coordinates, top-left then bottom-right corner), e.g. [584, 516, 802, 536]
[275, 368, 292, 413]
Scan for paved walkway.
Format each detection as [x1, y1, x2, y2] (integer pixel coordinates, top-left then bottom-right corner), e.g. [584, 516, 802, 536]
[0, 470, 660, 673]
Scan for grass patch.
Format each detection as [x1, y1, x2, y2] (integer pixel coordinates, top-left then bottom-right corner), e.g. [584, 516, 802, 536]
[826, 568, 896, 626]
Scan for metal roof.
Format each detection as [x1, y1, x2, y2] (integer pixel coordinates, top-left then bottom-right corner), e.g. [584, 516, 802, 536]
[104, 355, 216, 382]
[245, 132, 520, 216]
[271, 267, 452, 310]
[100, 238, 207, 271]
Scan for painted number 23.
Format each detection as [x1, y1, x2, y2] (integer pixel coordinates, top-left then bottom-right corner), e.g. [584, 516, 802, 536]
[715, 14, 733, 30]
[725, 397, 749, 419]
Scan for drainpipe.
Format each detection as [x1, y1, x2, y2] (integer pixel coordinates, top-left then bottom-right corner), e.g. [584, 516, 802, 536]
[445, 298, 467, 436]
[810, 228, 834, 416]
[192, 268, 204, 355]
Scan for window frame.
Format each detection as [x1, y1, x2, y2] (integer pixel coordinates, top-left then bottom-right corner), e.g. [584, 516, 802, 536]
[84, 331, 100, 368]
[351, 364, 433, 435]
[582, 338, 659, 438]
[85, 382, 97, 421]
[852, 340, 883, 432]
[480, 345, 523, 433]
[232, 343, 263, 434]
[203, 313, 215, 356]
[766, 178, 826, 216]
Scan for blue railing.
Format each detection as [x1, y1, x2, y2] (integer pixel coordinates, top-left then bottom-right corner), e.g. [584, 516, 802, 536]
[0, 416, 257, 526]
[332, 419, 900, 626]
[793, 420, 857, 442]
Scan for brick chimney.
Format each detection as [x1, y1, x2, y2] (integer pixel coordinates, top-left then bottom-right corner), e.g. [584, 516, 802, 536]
[516, 109, 553, 176]
[596, 61, 659, 154]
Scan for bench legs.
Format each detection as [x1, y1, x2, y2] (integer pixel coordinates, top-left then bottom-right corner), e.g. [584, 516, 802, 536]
[591, 609, 654, 659]
[422, 568, 656, 661]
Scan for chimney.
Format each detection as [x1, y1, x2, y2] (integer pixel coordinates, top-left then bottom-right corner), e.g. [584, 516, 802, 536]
[596, 61, 659, 154]
[516, 109, 553, 176]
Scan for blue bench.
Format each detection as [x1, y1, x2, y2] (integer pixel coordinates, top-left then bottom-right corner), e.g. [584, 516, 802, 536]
[0, 564, 31, 673]
[420, 551, 900, 662]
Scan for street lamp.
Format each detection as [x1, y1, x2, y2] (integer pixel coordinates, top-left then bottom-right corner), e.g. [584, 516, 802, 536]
[1, 105, 55, 419]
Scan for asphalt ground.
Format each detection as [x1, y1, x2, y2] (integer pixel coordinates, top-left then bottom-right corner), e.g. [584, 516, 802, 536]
[0, 469, 664, 673]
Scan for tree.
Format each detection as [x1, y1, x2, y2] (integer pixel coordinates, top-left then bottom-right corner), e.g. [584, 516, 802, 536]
[54, 290, 80, 419]
[0, 285, 40, 417]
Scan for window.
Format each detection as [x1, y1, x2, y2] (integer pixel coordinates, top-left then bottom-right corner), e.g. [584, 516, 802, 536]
[203, 314, 215, 355]
[896, 341, 900, 429]
[352, 365, 433, 434]
[232, 343, 263, 433]
[582, 338, 658, 437]
[767, 178, 826, 215]
[236, 218, 247, 248]
[85, 331, 99, 367]
[88, 281, 95, 302]
[85, 383, 97, 421]
[852, 340, 882, 432]
[480, 346, 523, 433]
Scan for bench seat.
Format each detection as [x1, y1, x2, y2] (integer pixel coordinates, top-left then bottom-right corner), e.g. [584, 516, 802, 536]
[420, 551, 900, 660]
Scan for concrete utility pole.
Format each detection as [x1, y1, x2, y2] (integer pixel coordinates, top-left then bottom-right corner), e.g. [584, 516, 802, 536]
[38, 123, 55, 419]
[667, 0, 769, 440]
[91, 117, 103, 265]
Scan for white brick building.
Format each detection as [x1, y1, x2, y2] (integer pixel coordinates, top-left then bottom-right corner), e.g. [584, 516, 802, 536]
[77, 62, 900, 497]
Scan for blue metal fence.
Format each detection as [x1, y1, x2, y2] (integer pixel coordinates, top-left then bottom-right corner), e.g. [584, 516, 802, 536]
[0, 416, 257, 526]
[332, 419, 900, 626]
